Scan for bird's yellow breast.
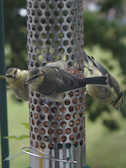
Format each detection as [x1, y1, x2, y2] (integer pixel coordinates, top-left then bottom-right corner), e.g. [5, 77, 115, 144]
[86, 84, 117, 105]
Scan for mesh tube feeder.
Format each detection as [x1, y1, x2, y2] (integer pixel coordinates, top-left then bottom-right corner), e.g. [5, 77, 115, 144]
[24, 0, 86, 167]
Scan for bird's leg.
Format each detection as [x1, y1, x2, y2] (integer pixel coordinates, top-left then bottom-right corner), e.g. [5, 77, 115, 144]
[84, 65, 92, 71]
[42, 98, 53, 104]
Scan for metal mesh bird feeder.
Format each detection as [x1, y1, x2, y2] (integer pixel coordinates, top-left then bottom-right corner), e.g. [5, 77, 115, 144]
[25, 0, 86, 167]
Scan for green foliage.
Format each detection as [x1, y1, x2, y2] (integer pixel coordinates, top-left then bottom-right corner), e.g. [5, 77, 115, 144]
[4, 122, 29, 161]
[4, 132, 29, 162]
[84, 10, 126, 129]
[4, 123, 29, 161]
[21, 122, 29, 129]
[103, 119, 120, 131]
[84, 11, 126, 74]
[5, 153, 25, 161]
[85, 45, 126, 129]
[3, 0, 27, 69]
[4, 135, 29, 140]
[97, 0, 124, 13]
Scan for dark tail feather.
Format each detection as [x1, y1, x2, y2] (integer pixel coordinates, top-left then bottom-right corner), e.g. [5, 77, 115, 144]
[84, 76, 107, 85]
[83, 51, 90, 64]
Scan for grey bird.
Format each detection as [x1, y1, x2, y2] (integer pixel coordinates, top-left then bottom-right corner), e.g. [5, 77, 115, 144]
[26, 60, 108, 102]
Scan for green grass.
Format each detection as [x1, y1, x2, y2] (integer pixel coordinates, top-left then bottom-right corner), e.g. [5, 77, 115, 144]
[6, 91, 30, 168]
[1, 91, 126, 168]
[86, 115, 126, 168]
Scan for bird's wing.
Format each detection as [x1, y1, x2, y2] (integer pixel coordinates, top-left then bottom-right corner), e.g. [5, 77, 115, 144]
[37, 67, 85, 95]
[90, 57, 108, 76]
[56, 69, 86, 93]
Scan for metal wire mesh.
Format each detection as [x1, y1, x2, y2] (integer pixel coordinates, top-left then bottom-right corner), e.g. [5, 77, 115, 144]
[26, 0, 85, 167]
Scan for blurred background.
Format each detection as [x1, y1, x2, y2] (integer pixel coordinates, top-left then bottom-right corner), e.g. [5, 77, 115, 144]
[1, 0, 126, 167]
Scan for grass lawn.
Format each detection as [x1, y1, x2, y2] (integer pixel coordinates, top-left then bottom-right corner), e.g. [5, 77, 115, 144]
[6, 91, 30, 168]
[0, 91, 126, 168]
[86, 115, 126, 168]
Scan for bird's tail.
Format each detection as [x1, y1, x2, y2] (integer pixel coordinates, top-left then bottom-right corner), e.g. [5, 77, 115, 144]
[83, 51, 89, 63]
[83, 51, 96, 66]
[84, 76, 108, 85]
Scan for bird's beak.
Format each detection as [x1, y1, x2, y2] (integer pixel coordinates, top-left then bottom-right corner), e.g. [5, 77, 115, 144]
[6, 74, 9, 77]
[12, 74, 16, 78]
[6, 74, 10, 77]
[25, 79, 31, 84]
[6, 74, 15, 79]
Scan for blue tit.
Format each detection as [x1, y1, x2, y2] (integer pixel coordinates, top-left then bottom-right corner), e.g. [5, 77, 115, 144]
[26, 61, 107, 102]
[84, 52, 123, 110]
[6, 67, 28, 101]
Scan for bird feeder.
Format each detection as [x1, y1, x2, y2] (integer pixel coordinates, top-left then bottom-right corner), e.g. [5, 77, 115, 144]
[23, 0, 86, 167]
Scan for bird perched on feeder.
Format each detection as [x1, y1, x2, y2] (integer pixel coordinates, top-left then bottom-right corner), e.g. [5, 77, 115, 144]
[83, 51, 123, 110]
[6, 68, 28, 101]
[26, 60, 108, 102]
[5, 61, 67, 101]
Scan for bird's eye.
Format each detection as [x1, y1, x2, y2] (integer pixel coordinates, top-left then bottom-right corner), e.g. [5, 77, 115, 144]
[14, 69, 17, 75]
